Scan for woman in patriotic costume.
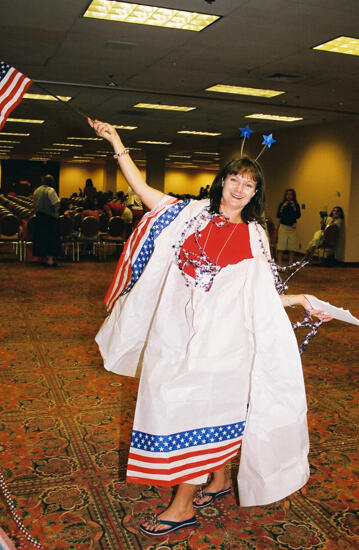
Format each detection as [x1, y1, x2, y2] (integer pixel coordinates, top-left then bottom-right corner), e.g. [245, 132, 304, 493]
[88, 119, 331, 536]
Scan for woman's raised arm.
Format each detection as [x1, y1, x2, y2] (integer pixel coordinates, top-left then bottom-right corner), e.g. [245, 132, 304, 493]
[88, 118, 165, 210]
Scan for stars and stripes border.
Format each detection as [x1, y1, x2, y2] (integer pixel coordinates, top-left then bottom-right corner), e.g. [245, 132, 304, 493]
[126, 421, 245, 486]
[105, 197, 189, 311]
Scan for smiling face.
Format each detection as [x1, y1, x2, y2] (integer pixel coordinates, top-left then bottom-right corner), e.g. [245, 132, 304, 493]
[220, 171, 257, 222]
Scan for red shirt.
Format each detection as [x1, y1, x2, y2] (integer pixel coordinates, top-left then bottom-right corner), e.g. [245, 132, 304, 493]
[180, 218, 253, 279]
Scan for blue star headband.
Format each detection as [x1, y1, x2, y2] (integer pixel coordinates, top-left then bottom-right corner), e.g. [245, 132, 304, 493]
[239, 125, 276, 161]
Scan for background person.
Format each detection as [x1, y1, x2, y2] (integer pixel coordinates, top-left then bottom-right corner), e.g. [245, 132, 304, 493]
[83, 178, 97, 203]
[33, 174, 61, 267]
[307, 206, 344, 252]
[276, 188, 301, 265]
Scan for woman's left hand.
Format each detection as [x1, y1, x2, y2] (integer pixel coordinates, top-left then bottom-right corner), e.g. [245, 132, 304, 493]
[302, 295, 333, 322]
[282, 294, 333, 322]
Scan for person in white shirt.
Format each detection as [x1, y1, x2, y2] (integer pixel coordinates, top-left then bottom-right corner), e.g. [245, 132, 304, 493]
[33, 174, 61, 266]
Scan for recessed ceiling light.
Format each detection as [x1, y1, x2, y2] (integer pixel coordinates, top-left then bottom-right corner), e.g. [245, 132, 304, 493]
[7, 118, 44, 124]
[0, 140, 20, 143]
[67, 137, 103, 141]
[53, 143, 83, 147]
[245, 114, 303, 122]
[0, 145, 14, 148]
[134, 103, 196, 112]
[113, 124, 138, 130]
[83, 1, 219, 32]
[313, 36, 359, 57]
[0, 132, 30, 136]
[205, 84, 284, 98]
[24, 93, 71, 101]
[137, 140, 172, 145]
[178, 130, 221, 136]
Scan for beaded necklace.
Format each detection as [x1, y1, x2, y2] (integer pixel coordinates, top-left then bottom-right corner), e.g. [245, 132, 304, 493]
[0, 469, 43, 547]
[174, 206, 234, 292]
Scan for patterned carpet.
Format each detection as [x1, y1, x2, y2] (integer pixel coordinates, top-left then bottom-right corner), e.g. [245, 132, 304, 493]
[0, 257, 358, 550]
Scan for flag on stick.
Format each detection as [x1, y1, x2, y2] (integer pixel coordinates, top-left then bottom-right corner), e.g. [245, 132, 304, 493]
[0, 61, 33, 130]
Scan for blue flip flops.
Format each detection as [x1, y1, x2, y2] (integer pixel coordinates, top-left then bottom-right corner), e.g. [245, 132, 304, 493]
[140, 515, 197, 536]
[193, 487, 231, 509]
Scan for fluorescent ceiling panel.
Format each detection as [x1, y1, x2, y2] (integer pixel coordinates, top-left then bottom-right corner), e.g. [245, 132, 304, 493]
[245, 114, 303, 122]
[313, 36, 359, 57]
[178, 130, 221, 136]
[137, 140, 171, 145]
[53, 143, 83, 147]
[0, 132, 30, 136]
[205, 84, 284, 98]
[7, 118, 44, 124]
[134, 103, 195, 112]
[43, 148, 69, 152]
[67, 137, 103, 141]
[83, 1, 219, 31]
[24, 93, 71, 101]
[194, 151, 219, 155]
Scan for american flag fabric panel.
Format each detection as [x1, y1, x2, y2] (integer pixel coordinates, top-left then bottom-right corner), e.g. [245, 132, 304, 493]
[0, 61, 32, 130]
[126, 421, 245, 486]
[105, 197, 188, 311]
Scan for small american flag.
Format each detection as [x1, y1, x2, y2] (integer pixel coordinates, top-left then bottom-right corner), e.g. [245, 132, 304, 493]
[0, 61, 32, 130]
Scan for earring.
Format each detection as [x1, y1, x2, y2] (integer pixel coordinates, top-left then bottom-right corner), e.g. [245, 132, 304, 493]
[221, 178, 224, 187]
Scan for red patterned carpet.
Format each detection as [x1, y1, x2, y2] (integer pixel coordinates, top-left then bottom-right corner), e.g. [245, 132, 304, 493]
[0, 258, 358, 549]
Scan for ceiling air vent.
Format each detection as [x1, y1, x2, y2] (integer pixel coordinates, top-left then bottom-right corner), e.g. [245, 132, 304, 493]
[106, 40, 137, 50]
[264, 73, 305, 82]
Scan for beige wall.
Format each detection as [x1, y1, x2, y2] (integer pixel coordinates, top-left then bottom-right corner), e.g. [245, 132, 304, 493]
[164, 168, 216, 196]
[59, 163, 105, 197]
[58, 163, 214, 199]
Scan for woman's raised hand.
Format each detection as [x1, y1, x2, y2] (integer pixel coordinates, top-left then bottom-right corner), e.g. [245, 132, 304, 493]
[88, 118, 119, 144]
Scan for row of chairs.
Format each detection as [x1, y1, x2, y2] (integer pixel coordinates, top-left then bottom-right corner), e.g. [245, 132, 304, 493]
[0, 211, 23, 260]
[0, 209, 131, 263]
[20, 214, 131, 262]
[60, 214, 131, 261]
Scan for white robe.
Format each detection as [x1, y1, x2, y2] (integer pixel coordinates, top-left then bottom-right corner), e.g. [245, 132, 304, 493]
[96, 199, 309, 506]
